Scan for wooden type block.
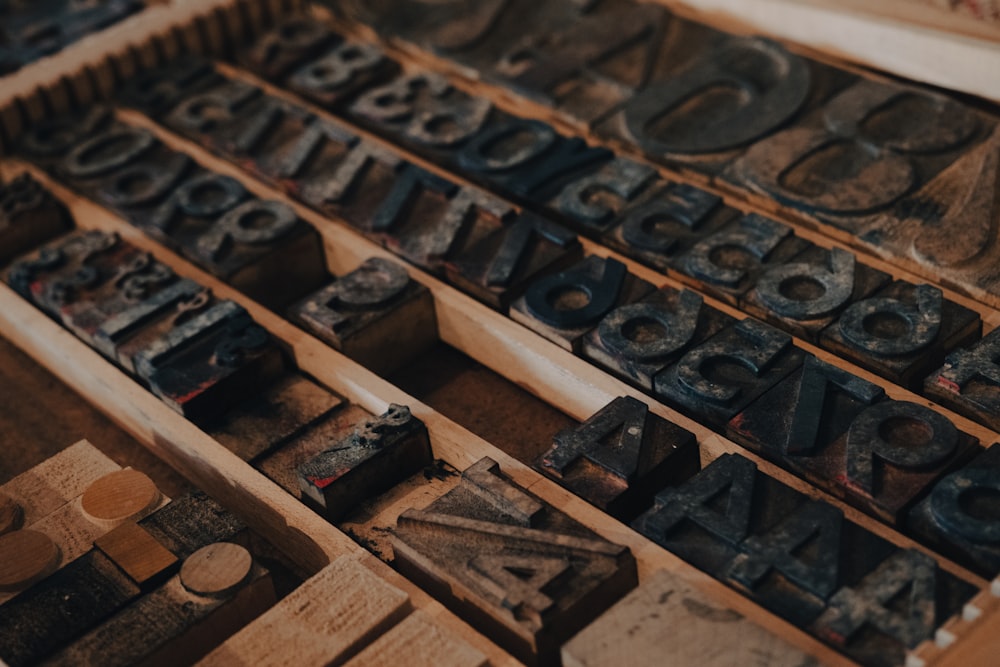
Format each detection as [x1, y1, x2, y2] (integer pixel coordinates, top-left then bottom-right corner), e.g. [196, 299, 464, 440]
[444, 211, 582, 311]
[289, 257, 438, 375]
[0, 173, 71, 266]
[88, 277, 209, 371]
[16, 105, 114, 173]
[535, 396, 698, 521]
[673, 213, 810, 306]
[45, 544, 276, 667]
[116, 57, 222, 118]
[582, 286, 735, 390]
[393, 456, 638, 666]
[453, 117, 612, 204]
[114, 164, 326, 309]
[819, 280, 982, 390]
[17, 108, 328, 309]
[298, 404, 433, 521]
[281, 28, 399, 109]
[255, 403, 370, 497]
[342, 610, 488, 667]
[5, 231, 195, 357]
[562, 569, 813, 667]
[547, 157, 657, 235]
[601, 182, 738, 275]
[200, 555, 410, 667]
[0, 0, 143, 75]
[907, 444, 1000, 579]
[0, 530, 60, 594]
[632, 453, 977, 667]
[729, 355, 977, 524]
[6, 230, 164, 326]
[94, 521, 179, 589]
[361, 171, 514, 272]
[729, 79, 993, 234]
[653, 318, 805, 428]
[810, 549, 965, 663]
[81, 469, 161, 531]
[133, 69, 482, 274]
[129, 298, 286, 424]
[348, 71, 495, 163]
[859, 126, 1000, 307]
[238, 17, 339, 82]
[0, 551, 140, 667]
[509, 255, 655, 352]
[333, 0, 715, 130]
[0, 469, 167, 600]
[926, 325, 1000, 433]
[209, 374, 344, 461]
[596, 32, 856, 176]
[138, 491, 247, 560]
[741, 246, 892, 343]
[0, 440, 118, 528]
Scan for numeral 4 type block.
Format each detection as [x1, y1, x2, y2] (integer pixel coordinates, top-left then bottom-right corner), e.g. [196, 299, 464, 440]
[633, 454, 977, 667]
[394, 457, 637, 666]
[536, 396, 698, 521]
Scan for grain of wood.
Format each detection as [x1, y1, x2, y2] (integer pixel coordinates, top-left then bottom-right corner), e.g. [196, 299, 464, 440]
[342, 610, 489, 667]
[0, 529, 60, 593]
[180, 543, 254, 598]
[0, 440, 119, 527]
[0, 494, 22, 536]
[94, 521, 179, 587]
[198, 555, 412, 667]
[562, 569, 817, 667]
[81, 469, 162, 530]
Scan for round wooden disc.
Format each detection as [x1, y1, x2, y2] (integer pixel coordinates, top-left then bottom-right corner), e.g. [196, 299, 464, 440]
[0, 529, 60, 592]
[180, 542, 253, 598]
[81, 469, 160, 528]
[0, 493, 23, 536]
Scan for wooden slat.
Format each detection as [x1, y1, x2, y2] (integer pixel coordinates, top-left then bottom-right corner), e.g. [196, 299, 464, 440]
[659, 0, 1000, 104]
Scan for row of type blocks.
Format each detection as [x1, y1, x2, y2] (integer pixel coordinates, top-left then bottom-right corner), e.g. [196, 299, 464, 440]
[0, 168, 995, 666]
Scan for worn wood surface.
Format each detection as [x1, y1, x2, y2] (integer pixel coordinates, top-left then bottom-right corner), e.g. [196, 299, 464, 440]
[562, 568, 816, 667]
[198, 555, 410, 667]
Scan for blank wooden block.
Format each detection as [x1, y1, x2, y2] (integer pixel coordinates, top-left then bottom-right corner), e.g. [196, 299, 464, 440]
[562, 570, 814, 667]
[0, 530, 60, 593]
[199, 555, 411, 667]
[0, 441, 119, 527]
[46, 546, 275, 667]
[342, 610, 488, 667]
[94, 522, 179, 588]
[81, 469, 162, 530]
